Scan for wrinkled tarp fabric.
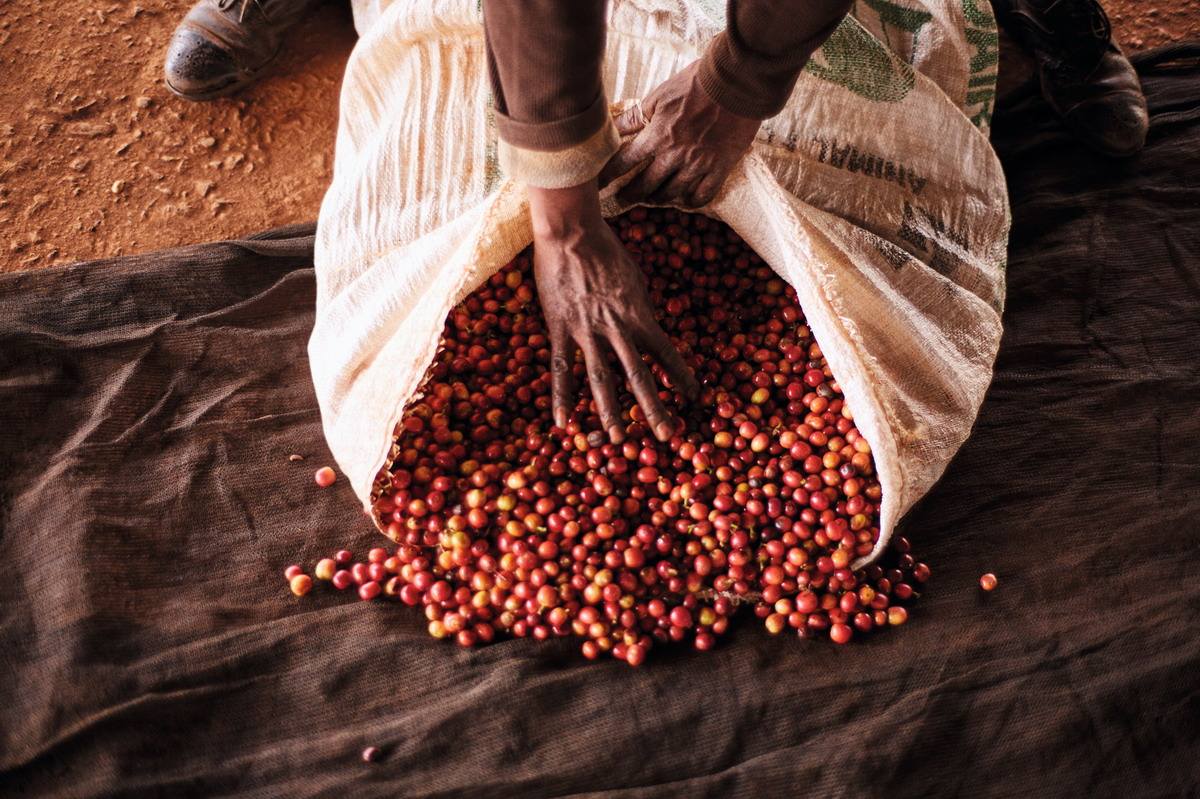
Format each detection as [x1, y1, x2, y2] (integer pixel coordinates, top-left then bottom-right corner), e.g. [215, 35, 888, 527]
[1, 45, 1198, 799]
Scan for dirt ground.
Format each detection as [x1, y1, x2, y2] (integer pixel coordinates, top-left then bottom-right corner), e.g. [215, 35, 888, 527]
[2, 0, 1197, 271]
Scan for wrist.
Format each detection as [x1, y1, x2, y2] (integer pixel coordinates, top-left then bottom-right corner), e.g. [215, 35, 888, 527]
[529, 180, 603, 241]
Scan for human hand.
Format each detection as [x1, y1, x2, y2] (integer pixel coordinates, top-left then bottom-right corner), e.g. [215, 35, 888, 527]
[598, 60, 760, 208]
[529, 181, 699, 443]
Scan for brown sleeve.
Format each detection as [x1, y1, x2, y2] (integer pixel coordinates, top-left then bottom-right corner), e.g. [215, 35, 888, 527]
[698, 0, 853, 119]
[483, 0, 610, 153]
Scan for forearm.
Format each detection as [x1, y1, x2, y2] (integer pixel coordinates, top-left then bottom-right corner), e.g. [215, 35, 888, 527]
[698, 0, 853, 119]
[483, 0, 618, 188]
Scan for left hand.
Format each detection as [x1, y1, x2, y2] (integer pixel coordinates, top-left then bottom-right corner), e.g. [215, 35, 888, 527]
[598, 61, 761, 208]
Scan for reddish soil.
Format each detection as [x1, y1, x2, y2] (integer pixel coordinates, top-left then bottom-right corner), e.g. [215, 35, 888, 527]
[1, 0, 356, 270]
[2, 0, 1196, 271]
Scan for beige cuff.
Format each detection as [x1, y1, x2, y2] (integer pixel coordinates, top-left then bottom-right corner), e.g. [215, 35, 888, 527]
[498, 114, 620, 189]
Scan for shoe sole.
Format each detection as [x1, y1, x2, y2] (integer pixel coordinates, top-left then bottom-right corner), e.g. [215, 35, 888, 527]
[165, 75, 255, 102]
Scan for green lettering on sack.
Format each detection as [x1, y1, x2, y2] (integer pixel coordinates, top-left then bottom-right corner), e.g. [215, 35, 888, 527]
[861, 0, 934, 64]
[805, 20, 915, 103]
[962, 0, 999, 129]
[962, 0, 994, 28]
[966, 26, 999, 73]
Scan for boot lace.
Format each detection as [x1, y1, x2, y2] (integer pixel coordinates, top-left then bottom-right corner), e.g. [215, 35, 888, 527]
[1041, 0, 1112, 45]
[217, 0, 270, 24]
[1013, 0, 1113, 77]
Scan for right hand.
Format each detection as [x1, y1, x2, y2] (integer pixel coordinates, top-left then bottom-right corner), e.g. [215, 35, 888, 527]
[598, 60, 760, 208]
[529, 180, 699, 443]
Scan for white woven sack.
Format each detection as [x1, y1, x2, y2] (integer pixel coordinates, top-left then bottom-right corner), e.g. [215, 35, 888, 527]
[312, 0, 1010, 566]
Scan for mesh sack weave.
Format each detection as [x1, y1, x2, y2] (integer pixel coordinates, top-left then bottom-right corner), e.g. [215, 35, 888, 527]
[311, 0, 1010, 566]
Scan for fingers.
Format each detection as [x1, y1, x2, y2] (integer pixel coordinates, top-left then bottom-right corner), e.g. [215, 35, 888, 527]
[617, 160, 677, 206]
[613, 103, 647, 137]
[638, 320, 700, 401]
[598, 137, 654, 190]
[579, 336, 625, 444]
[687, 172, 725, 209]
[549, 326, 575, 429]
[609, 333, 675, 443]
[648, 168, 702, 207]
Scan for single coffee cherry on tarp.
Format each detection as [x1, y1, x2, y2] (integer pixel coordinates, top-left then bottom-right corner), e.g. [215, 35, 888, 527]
[314, 558, 337, 581]
[829, 623, 853, 645]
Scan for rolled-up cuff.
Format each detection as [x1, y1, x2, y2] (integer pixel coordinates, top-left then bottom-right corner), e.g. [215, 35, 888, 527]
[494, 89, 613, 152]
[498, 114, 620, 189]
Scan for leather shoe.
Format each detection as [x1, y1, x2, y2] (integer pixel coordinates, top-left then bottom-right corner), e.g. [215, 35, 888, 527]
[993, 0, 1148, 157]
[164, 0, 322, 101]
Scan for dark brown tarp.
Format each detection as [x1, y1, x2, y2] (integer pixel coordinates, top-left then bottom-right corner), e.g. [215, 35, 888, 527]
[2, 45, 1199, 799]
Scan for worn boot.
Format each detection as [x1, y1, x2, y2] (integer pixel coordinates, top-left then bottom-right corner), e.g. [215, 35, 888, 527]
[993, 0, 1148, 157]
[164, 0, 323, 101]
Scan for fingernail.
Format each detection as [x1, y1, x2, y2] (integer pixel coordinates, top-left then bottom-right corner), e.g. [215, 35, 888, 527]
[655, 421, 673, 441]
[608, 426, 625, 444]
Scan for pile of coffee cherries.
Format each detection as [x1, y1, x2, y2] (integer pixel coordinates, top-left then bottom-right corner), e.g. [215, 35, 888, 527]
[293, 208, 928, 665]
